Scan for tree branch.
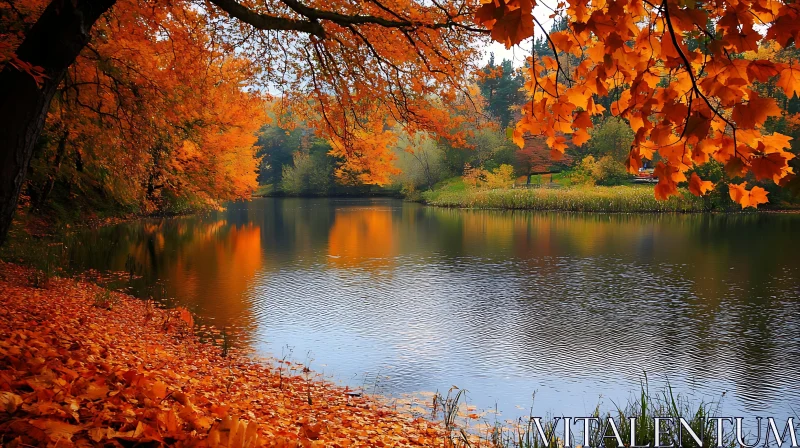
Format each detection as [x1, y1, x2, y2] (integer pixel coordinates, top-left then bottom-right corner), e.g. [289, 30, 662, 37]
[206, 0, 326, 37]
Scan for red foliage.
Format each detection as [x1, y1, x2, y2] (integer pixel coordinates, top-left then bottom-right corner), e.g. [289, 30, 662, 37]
[516, 136, 574, 174]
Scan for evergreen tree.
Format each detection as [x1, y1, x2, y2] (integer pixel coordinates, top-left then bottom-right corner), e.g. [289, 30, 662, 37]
[478, 55, 525, 129]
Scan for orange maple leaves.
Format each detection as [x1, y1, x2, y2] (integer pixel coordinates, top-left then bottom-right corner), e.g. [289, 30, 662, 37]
[688, 173, 714, 197]
[475, 0, 535, 48]
[729, 182, 769, 208]
[481, 0, 798, 208]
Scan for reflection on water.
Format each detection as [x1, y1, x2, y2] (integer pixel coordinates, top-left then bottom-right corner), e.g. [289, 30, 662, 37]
[63, 198, 800, 418]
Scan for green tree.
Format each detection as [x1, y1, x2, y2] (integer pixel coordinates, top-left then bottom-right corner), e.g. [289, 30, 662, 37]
[256, 126, 303, 187]
[584, 117, 635, 162]
[393, 132, 445, 191]
[280, 148, 333, 195]
[478, 55, 525, 129]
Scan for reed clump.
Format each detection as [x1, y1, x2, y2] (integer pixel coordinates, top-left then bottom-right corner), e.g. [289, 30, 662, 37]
[423, 185, 706, 213]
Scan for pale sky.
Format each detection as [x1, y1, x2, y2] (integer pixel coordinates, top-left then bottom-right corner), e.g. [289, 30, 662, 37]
[479, 3, 559, 67]
[482, 40, 532, 66]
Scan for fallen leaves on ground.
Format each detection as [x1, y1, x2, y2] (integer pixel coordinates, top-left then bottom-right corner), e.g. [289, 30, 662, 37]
[0, 262, 446, 447]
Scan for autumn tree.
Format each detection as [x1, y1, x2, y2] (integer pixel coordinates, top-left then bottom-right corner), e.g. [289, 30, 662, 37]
[10, 0, 268, 215]
[516, 135, 573, 175]
[480, 0, 798, 208]
[0, 0, 488, 243]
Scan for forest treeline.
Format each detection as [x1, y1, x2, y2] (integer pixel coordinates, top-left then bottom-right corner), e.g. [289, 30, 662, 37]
[255, 41, 800, 210]
[13, 22, 800, 227]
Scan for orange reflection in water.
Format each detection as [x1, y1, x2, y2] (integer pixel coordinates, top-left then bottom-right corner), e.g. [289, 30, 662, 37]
[170, 223, 262, 306]
[127, 220, 263, 337]
[327, 208, 397, 268]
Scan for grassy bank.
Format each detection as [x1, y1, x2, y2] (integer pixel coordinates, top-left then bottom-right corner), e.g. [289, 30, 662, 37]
[422, 181, 706, 213]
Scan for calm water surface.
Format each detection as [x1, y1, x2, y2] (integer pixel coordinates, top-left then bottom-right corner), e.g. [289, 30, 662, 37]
[63, 198, 800, 418]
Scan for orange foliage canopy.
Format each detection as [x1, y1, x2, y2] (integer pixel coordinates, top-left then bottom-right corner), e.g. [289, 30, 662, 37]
[2, 0, 490, 210]
[478, 0, 797, 207]
[3, 0, 267, 210]
[265, 12, 488, 185]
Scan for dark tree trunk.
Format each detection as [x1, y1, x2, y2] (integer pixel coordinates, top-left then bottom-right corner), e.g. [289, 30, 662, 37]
[0, 0, 116, 244]
[35, 130, 69, 209]
[75, 147, 84, 172]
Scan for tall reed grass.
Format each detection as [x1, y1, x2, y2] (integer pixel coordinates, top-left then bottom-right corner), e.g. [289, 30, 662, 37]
[423, 185, 706, 213]
[431, 378, 741, 448]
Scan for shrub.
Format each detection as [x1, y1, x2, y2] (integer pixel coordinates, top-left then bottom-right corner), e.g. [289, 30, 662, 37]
[462, 163, 487, 189]
[484, 164, 515, 189]
[93, 289, 119, 310]
[462, 163, 515, 190]
[569, 155, 597, 185]
[585, 116, 635, 162]
[280, 151, 331, 195]
[591, 156, 631, 186]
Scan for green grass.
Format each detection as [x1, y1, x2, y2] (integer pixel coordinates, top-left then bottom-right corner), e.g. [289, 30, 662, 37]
[430, 177, 468, 193]
[253, 184, 275, 197]
[422, 184, 706, 213]
[438, 377, 736, 448]
[525, 172, 574, 187]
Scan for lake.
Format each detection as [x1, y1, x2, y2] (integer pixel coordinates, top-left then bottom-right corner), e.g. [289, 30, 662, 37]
[62, 197, 800, 420]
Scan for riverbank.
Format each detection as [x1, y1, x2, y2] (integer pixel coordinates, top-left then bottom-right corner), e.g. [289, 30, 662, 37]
[0, 262, 446, 447]
[422, 184, 708, 212]
[10, 203, 215, 241]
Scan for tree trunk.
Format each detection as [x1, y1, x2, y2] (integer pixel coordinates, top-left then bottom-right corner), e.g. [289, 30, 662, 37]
[0, 0, 116, 244]
[36, 130, 70, 209]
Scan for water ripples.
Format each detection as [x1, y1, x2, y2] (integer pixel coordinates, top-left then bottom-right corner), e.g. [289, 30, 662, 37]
[64, 198, 800, 419]
[247, 249, 800, 418]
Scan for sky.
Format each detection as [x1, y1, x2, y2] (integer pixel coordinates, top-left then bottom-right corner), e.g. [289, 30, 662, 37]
[479, 2, 560, 67]
[482, 40, 532, 66]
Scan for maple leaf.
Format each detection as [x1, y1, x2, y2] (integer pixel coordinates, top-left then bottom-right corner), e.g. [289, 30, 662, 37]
[725, 156, 747, 178]
[512, 126, 525, 148]
[546, 135, 568, 153]
[726, 29, 761, 53]
[749, 186, 770, 207]
[684, 113, 712, 143]
[728, 182, 753, 208]
[653, 162, 681, 200]
[475, 0, 534, 48]
[777, 66, 800, 98]
[0, 392, 23, 413]
[731, 92, 782, 129]
[747, 60, 780, 82]
[30, 419, 83, 443]
[572, 111, 593, 129]
[728, 182, 769, 208]
[750, 150, 790, 181]
[573, 128, 590, 146]
[688, 173, 714, 196]
[650, 124, 674, 146]
[691, 140, 715, 164]
[145, 380, 168, 401]
[626, 149, 643, 173]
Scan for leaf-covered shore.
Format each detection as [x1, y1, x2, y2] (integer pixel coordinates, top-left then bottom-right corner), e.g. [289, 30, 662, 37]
[0, 262, 445, 447]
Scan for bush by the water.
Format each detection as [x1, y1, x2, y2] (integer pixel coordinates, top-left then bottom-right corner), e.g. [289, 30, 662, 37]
[569, 155, 632, 186]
